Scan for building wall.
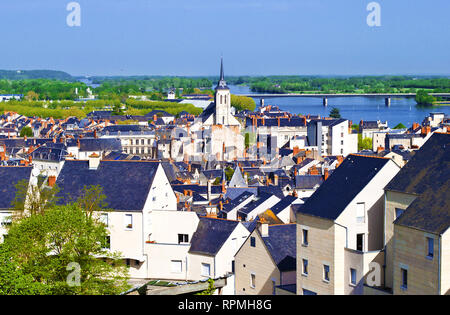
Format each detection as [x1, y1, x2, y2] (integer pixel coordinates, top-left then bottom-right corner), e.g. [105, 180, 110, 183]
[336, 159, 400, 252]
[145, 243, 191, 280]
[103, 210, 146, 278]
[235, 230, 280, 295]
[296, 213, 336, 295]
[440, 228, 450, 295]
[384, 190, 417, 289]
[393, 224, 439, 295]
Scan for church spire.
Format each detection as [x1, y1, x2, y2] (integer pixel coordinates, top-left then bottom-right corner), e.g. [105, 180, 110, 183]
[216, 56, 229, 89]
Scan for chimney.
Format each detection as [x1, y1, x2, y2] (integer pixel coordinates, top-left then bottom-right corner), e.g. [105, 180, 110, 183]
[221, 179, 226, 193]
[188, 163, 191, 173]
[28, 155, 32, 165]
[274, 174, 279, 186]
[207, 180, 212, 200]
[88, 153, 100, 170]
[77, 139, 81, 149]
[48, 175, 56, 187]
[324, 168, 329, 180]
[260, 222, 269, 238]
[377, 146, 384, 154]
[153, 114, 157, 122]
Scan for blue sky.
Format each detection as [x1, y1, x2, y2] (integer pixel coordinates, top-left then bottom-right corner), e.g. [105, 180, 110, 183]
[0, 0, 449, 76]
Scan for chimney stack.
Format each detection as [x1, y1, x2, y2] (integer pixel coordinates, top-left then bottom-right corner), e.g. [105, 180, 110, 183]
[88, 153, 100, 170]
[324, 168, 329, 180]
[259, 221, 269, 238]
[48, 175, 56, 187]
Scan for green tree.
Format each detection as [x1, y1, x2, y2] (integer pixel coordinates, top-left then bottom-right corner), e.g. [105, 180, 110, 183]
[12, 179, 60, 217]
[19, 126, 33, 138]
[0, 244, 49, 295]
[3, 185, 130, 295]
[231, 94, 256, 111]
[358, 133, 373, 151]
[329, 107, 341, 118]
[393, 123, 406, 129]
[415, 90, 436, 105]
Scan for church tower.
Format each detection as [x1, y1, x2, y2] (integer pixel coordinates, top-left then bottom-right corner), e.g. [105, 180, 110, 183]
[214, 57, 232, 125]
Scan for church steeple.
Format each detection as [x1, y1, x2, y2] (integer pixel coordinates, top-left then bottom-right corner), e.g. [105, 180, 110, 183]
[216, 56, 229, 90]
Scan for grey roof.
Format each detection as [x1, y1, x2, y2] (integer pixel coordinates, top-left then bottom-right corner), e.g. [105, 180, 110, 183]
[55, 160, 159, 211]
[385, 133, 450, 195]
[394, 185, 449, 235]
[228, 166, 247, 188]
[270, 195, 298, 215]
[260, 224, 296, 271]
[77, 138, 122, 152]
[0, 166, 32, 209]
[298, 155, 390, 220]
[295, 175, 324, 189]
[189, 217, 240, 256]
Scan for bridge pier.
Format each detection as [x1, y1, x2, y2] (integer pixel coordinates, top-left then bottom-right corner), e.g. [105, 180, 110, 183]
[385, 97, 391, 107]
[323, 97, 328, 106]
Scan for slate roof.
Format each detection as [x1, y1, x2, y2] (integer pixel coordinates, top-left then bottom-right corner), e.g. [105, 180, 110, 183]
[228, 166, 247, 188]
[385, 133, 450, 195]
[222, 191, 254, 214]
[394, 185, 450, 235]
[77, 138, 122, 152]
[30, 146, 67, 162]
[0, 166, 32, 209]
[260, 224, 296, 271]
[188, 217, 240, 256]
[298, 155, 390, 220]
[238, 192, 274, 216]
[295, 175, 324, 189]
[270, 195, 298, 215]
[55, 160, 159, 211]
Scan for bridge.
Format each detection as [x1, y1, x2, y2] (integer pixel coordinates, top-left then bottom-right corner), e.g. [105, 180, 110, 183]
[236, 93, 450, 107]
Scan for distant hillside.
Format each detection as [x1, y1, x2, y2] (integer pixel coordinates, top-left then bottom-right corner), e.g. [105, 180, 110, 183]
[0, 70, 74, 81]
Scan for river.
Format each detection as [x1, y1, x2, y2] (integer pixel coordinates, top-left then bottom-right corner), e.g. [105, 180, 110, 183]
[229, 85, 450, 128]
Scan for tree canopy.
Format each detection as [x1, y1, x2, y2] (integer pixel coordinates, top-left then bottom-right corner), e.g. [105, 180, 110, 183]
[1, 183, 130, 295]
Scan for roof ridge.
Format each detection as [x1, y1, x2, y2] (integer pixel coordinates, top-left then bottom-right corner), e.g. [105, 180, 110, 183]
[348, 153, 389, 160]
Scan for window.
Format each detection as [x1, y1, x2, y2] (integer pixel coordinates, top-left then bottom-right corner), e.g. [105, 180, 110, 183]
[303, 288, 317, 295]
[395, 208, 405, 219]
[350, 268, 357, 285]
[250, 273, 256, 288]
[201, 263, 211, 277]
[302, 229, 308, 246]
[401, 268, 408, 290]
[171, 260, 182, 273]
[125, 214, 133, 229]
[357, 233, 364, 251]
[323, 265, 330, 282]
[231, 260, 235, 273]
[178, 234, 189, 244]
[302, 259, 308, 275]
[250, 236, 256, 247]
[356, 203, 365, 223]
[100, 213, 108, 227]
[427, 237, 434, 259]
[102, 235, 111, 249]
